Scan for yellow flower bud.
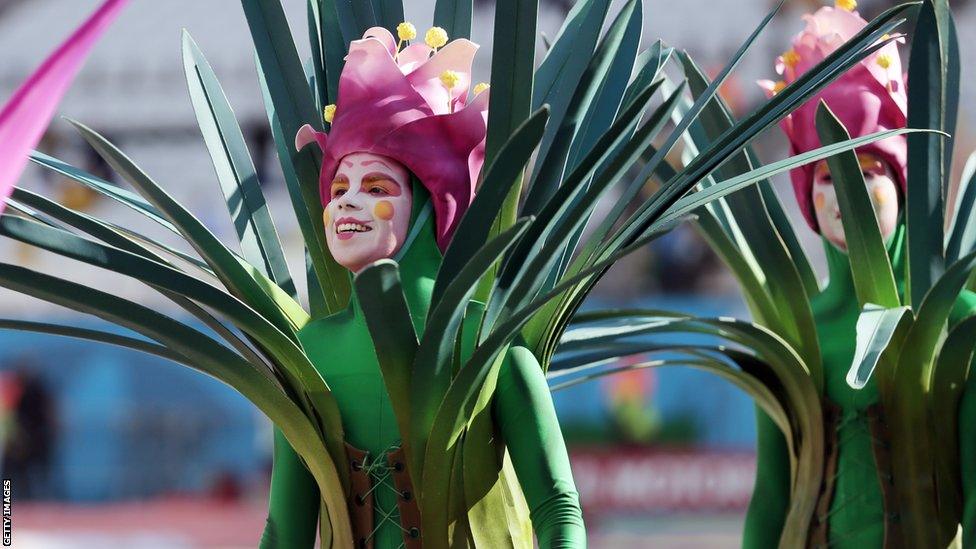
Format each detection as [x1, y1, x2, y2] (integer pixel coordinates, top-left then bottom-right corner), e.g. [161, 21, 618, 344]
[835, 0, 857, 12]
[440, 70, 460, 91]
[425, 26, 449, 49]
[323, 104, 336, 124]
[781, 49, 801, 69]
[473, 82, 490, 96]
[397, 22, 417, 41]
[876, 53, 892, 69]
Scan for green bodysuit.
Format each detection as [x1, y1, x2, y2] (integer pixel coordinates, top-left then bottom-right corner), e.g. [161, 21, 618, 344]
[259, 187, 585, 548]
[743, 223, 976, 548]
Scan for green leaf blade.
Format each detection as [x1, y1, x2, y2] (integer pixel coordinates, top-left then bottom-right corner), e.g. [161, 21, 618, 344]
[485, 0, 538, 168]
[433, 0, 473, 40]
[182, 31, 295, 299]
[905, 0, 948, 308]
[523, 0, 639, 216]
[679, 51, 820, 373]
[354, 260, 418, 474]
[847, 304, 912, 389]
[69, 120, 299, 337]
[246, 0, 351, 315]
[815, 102, 900, 309]
[433, 107, 549, 306]
[528, 0, 610, 195]
[412, 219, 532, 487]
[946, 151, 976, 263]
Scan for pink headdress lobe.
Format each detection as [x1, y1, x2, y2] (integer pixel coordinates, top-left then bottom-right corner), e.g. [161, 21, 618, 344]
[296, 124, 327, 153]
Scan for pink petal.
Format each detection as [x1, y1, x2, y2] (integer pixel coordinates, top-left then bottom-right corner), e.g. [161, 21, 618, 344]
[373, 89, 489, 250]
[791, 41, 823, 80]
[397, 43, 433, 74]
[295, 124, 328, 152]
[0, 0, 129, 215]
[338, 37, 429, 130]
[463, 91, 489, 187]
[406, 39, 478, 114]
[361, 26, 397, 57]
[808, 7, 866, 43]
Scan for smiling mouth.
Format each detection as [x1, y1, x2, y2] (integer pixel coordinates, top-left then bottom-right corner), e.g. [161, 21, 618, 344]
[334, 218, 373, 240]
[336, 222, 372, 234]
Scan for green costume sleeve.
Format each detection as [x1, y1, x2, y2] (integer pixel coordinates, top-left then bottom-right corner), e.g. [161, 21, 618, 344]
[742, 406, 791, 549]
[260, 427, 320, 549]
[494, 345, 586, 548]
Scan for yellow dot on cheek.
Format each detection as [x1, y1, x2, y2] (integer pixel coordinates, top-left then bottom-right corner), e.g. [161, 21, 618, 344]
[374, 200, 395, 221]
[872, 187, 887, 205]
[323, 209, 330, 228]
[814, 193, 826, 211]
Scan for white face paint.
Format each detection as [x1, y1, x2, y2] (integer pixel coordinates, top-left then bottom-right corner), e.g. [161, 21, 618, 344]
[811, 153, 900, 252]
[324, 152, 413, 273]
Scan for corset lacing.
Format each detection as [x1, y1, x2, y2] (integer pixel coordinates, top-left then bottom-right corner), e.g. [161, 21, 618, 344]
[814, 408, 887, 548]
[355, 443, 413, 548]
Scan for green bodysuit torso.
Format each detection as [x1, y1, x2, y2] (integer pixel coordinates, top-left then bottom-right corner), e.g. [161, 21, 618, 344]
[810, 226, 907, 547]
[744, 223, 976, 548]
[260, 190, 586, 548]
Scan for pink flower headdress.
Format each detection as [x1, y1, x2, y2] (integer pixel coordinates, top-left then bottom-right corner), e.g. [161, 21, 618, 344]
[758, 3, 907, 232]
[296, 25, 490, 252]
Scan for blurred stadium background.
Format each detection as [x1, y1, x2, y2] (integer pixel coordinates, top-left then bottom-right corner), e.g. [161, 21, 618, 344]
[2, 0, 976, 547]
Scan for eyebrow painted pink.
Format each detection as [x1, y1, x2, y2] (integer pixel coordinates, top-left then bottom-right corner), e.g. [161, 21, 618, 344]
[360, 158, 392, 169]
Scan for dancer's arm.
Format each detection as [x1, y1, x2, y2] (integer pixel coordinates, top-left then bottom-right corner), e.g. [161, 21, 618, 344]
[495, 345, 587, 548]
[742, 407, 791, 548]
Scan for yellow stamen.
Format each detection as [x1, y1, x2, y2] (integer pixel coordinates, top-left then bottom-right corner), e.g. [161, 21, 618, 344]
[782, 49, 801, 68]
[440, 70, 460, 91]
[835, 0, 857, 12]
[473, 82, 490, 96]
[440, 70, 460, 113]
[876, 53, 892, 70]
[397, 22, 417, 42]
[425, 27, 448, 50]
[323, 104, 336, 124]
[772, 80, 787, 94]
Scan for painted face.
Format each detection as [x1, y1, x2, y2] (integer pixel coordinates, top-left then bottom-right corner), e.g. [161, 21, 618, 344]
[811, 153, 900, 252]
[324, 152, 413, 273]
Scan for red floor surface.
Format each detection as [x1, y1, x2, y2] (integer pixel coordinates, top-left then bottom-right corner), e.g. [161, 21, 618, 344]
[12, 499, 742, 548]
[14, 497, 268, 547]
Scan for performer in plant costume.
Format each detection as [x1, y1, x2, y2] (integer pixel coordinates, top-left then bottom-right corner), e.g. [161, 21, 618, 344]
[739, 3, 976, 547]
[261, 26, 584, 548]
[548, 1, 976, 546]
